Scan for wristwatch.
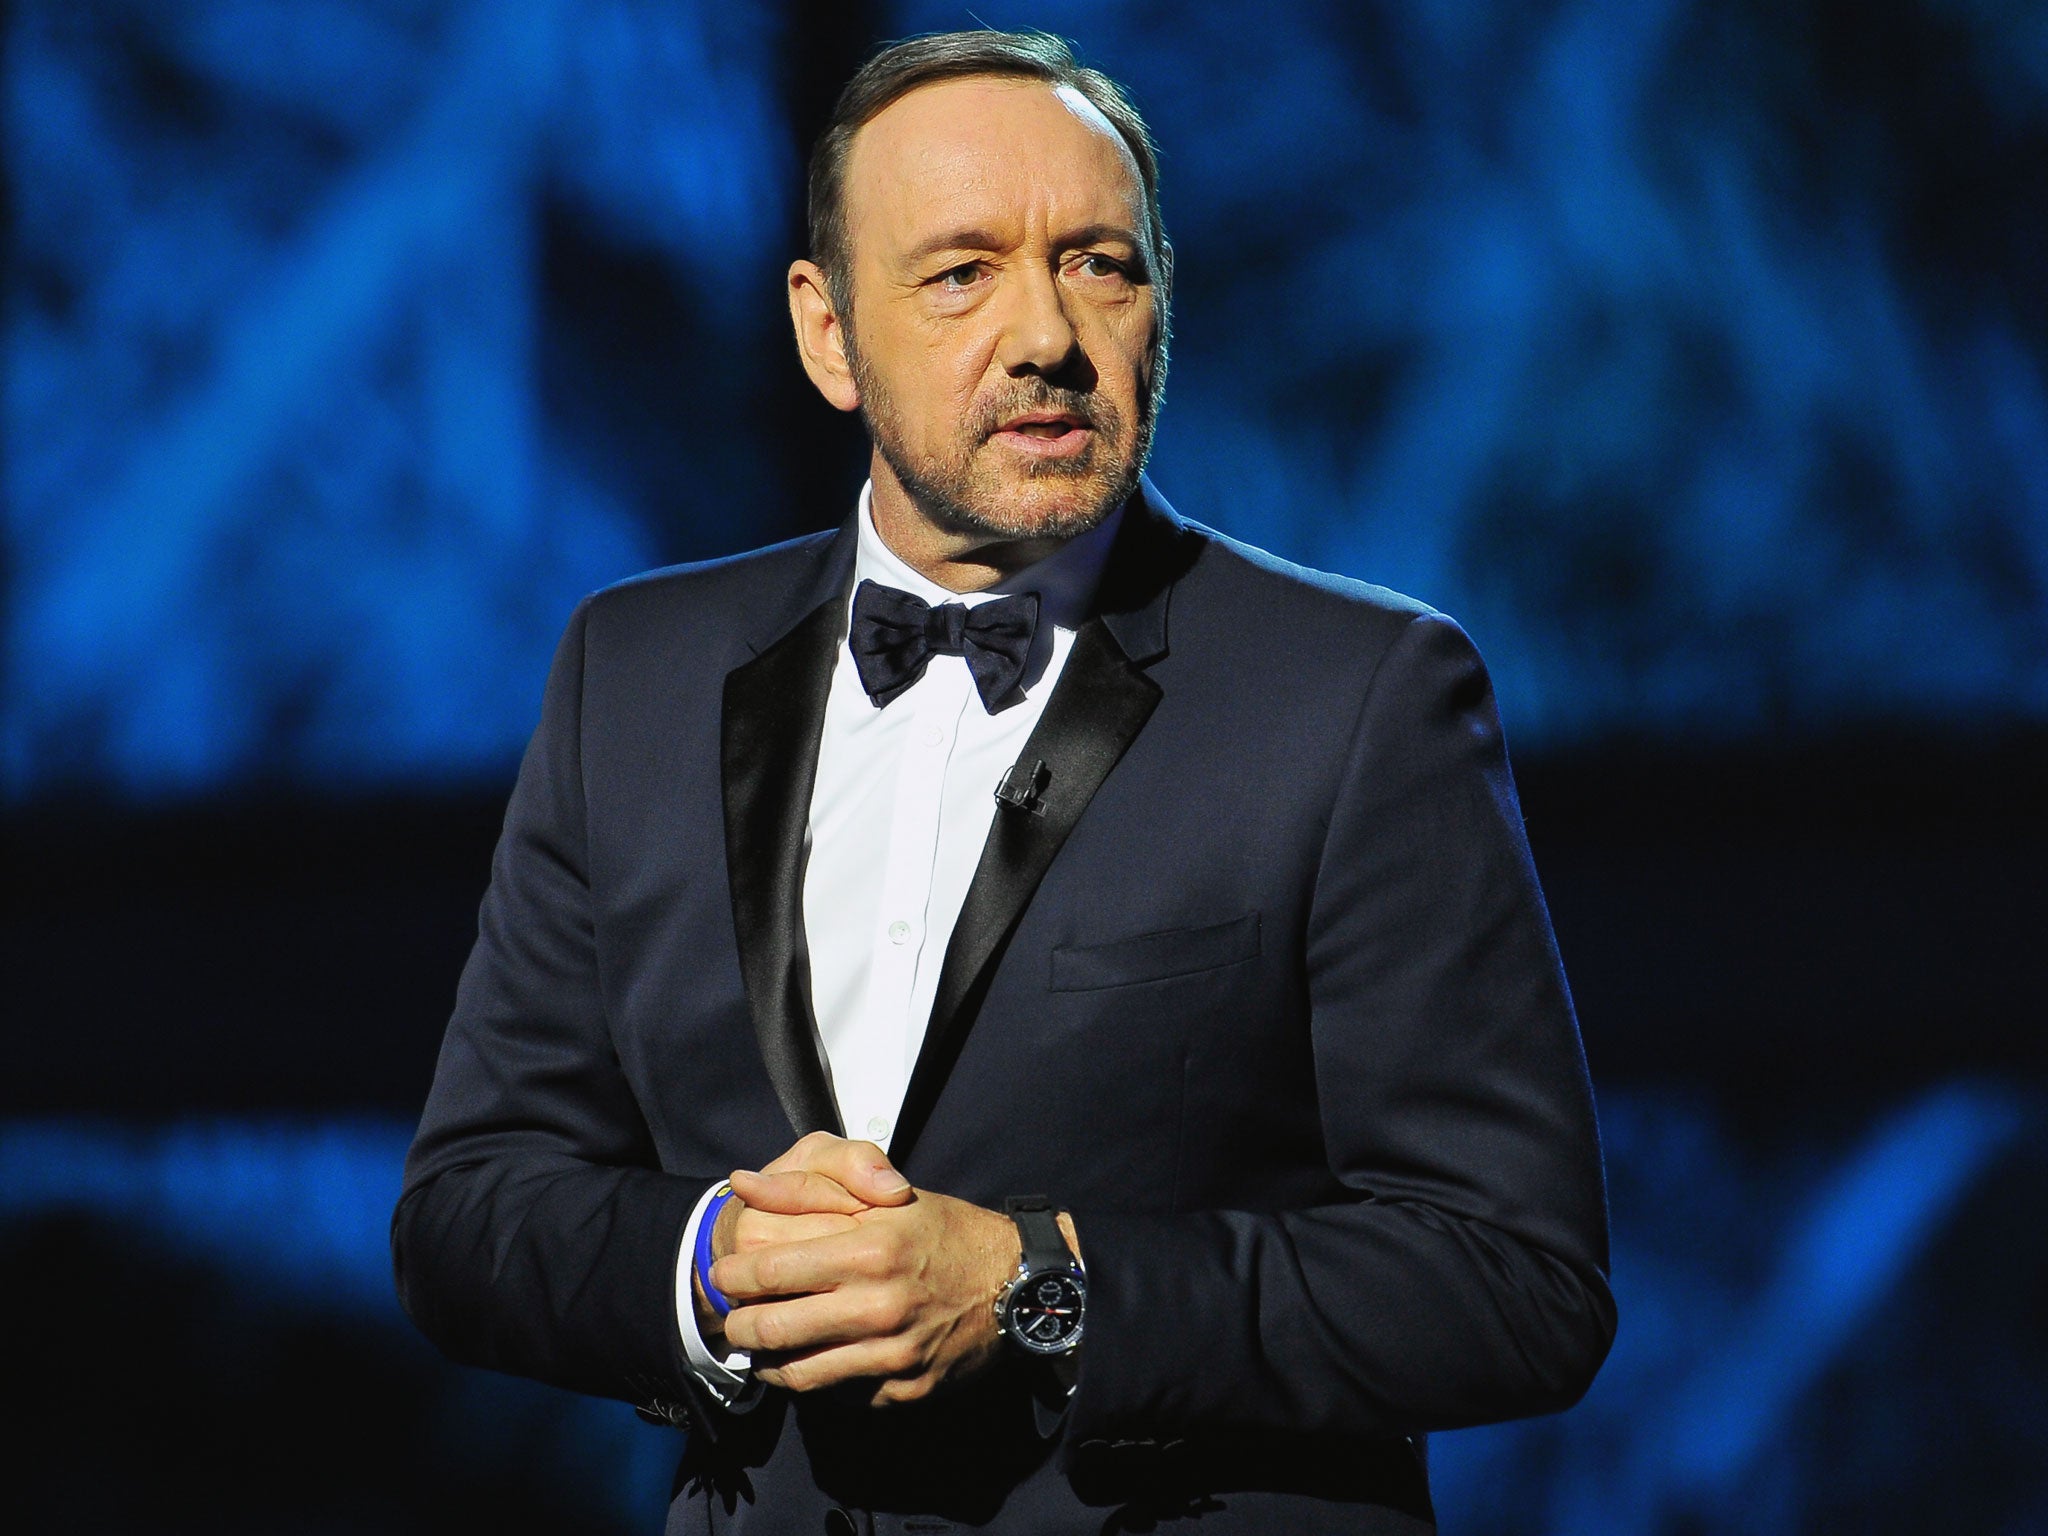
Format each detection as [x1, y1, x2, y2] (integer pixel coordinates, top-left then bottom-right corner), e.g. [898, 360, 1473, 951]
[996, 1195, 1085, 1387]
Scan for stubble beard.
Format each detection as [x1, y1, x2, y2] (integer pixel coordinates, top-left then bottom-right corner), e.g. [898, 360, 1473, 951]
[846, 331, 1160, 546]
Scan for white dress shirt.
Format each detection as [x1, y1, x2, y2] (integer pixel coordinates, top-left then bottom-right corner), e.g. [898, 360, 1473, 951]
[675, 483, 1121, 1402]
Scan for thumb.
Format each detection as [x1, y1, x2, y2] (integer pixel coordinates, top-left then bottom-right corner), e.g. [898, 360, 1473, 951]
[726, 1166, 866, 1216]
[799, 1135, 916, 1206]
[757, 1132, 915, 1207]
[844, 1148, 914, 1206]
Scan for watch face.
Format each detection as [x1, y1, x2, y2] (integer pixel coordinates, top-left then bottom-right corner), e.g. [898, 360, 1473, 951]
[1004, 1268, 1085, 1354]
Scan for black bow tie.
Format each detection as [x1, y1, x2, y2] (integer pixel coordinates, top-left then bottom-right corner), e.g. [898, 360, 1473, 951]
[849, 579, 1042, 711]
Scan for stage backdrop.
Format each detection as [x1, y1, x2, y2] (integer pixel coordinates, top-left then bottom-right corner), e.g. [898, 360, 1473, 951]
[4, 2, 2045, 1533]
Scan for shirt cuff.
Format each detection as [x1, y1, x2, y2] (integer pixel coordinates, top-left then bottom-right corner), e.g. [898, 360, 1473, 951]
[675, 1181, 764, 1411]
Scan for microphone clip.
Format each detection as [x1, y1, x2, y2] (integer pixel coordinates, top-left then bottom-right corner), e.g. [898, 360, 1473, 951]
[994, 758, 1051, 817]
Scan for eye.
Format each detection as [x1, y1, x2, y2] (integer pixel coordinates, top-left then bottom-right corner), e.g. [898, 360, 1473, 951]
[1075, 254, 1127, 280]
[936, 262, 986, 291]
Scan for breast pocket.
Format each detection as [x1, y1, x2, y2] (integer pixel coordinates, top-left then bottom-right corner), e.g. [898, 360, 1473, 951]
[1049, 912, 1262, 992]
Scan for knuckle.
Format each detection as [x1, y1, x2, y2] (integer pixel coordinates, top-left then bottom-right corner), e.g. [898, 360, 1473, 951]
[857, 1292, 900, 1335]
[853, 1238, 892, 1276]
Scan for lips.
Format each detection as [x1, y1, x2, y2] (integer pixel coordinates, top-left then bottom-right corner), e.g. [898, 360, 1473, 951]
[996, 411, 1089, 440]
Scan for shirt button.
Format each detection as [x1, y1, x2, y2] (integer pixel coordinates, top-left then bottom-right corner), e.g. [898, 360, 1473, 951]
[921, 723, 946, 747]
[887, 920, 912, 945]
[866, 1115, 892, 1141]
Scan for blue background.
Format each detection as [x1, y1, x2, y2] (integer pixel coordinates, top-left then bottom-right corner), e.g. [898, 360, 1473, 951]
[5, 2, 2046, 1531]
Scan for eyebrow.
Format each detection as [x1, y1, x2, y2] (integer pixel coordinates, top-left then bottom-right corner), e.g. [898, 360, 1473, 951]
[900, 229, 1005, 268]
[899, 223, 1148, 270]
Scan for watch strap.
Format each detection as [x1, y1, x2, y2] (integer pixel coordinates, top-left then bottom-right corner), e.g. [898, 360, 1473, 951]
[1004, 1195, 1073, 1273]
[1003, 1195, 1081, 1391]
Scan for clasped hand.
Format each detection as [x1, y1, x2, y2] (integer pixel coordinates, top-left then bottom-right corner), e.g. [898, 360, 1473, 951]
[698, 1132, 1022, 1407]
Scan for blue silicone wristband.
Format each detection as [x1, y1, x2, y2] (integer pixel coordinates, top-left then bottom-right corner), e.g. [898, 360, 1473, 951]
[695, 1186, 736, 1319]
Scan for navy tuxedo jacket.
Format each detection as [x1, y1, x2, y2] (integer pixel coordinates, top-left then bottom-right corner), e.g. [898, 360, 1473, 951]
[394, 478, 1615, 1534]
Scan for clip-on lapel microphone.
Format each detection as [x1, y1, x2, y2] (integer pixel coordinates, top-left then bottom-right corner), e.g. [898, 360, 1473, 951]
[994, 758, 1052, 817]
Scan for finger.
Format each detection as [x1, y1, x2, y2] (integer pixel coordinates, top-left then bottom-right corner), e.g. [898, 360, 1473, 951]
[750, 1336, 926, 1396]
[729, 1166, 868, 1217]
[712, 1224, 890, 1302]
[721, 1286, 909, 1357]
[731, 1209, 860, 1251]
[761, 1134, 914, 1208]
[759, 1130, 853, 1175]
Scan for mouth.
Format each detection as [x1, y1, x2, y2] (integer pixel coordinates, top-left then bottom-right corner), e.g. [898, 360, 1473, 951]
[990, 411, 1095, 458]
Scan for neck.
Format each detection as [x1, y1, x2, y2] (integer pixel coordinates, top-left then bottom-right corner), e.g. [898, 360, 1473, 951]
[867, 454, 1069, 593]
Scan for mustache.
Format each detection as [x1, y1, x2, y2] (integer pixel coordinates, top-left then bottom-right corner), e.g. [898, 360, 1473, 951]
[973, 385, 1120, 438]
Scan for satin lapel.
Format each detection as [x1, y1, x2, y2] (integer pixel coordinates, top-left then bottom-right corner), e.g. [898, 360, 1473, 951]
[721, 535, 856, 1141]
[885, 480, 1196, 1163]
[889, 617, 1162, 1163]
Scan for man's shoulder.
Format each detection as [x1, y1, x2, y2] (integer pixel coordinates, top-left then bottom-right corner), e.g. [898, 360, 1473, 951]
[1185, 519, 1433, 619]
[575, 527, 845, 654]
[1170, 514, 1445, 665]
[1133, 479, 1436, 630]
[594, 528, 840, 611]
[1156, 511, 1492, 753]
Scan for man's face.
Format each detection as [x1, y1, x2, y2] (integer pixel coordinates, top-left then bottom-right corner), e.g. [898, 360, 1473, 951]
[835, 76, 1166, 546]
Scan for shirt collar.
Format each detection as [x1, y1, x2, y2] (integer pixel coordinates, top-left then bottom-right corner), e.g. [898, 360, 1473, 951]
[853, 480, 1123, 629]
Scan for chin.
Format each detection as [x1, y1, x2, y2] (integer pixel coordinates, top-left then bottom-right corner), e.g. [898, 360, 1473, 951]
[877, 422, 1146, 546]
[1010, 468, 1114, 514]
[965, 472, 1128, 542]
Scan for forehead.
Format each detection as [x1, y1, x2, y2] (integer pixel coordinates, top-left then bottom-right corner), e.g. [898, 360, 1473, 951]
[842, 75, 1147, 257]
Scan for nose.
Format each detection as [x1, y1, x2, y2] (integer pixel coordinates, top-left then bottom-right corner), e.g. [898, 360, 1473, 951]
[995, 263, 1082, 378]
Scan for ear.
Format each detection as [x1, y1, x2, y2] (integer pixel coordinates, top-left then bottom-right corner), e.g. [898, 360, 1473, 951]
[788, 260, 860, 413]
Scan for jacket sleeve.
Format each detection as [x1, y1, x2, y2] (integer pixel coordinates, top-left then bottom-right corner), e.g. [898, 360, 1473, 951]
[390, 597, 713, 1421]
[1067, 611, 1615, 1443]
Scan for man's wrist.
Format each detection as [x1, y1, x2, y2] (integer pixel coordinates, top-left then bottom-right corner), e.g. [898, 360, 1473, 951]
[692, 1188, 744, 1339]
[994, 1199, 1086, 1389]
[675, 1182, 758, 1407]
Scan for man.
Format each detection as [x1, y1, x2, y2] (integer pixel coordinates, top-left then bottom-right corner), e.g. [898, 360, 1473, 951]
[394, 29, 1614, 1535]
